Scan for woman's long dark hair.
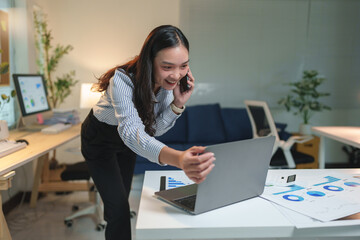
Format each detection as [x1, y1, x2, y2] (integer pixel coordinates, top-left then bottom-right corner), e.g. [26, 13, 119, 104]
[95, 25, 189, 136]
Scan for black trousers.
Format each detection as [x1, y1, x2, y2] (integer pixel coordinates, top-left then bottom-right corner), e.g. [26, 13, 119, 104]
[81, 110, 136, 240]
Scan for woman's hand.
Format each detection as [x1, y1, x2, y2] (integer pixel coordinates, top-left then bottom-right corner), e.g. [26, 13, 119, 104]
[178, 146, 215, 184]
[159, 146, 215, 184]
[172, 69, 195, 108]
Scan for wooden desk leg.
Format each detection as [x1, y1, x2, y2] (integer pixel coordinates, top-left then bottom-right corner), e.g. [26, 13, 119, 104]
[318, 136, 326, 169]
[1, 195, 12, 240]
[1, 177, 13, 240]
[30, 153, 49, 208]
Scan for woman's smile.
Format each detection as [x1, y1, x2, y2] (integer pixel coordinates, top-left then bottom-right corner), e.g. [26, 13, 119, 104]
[153, 44, 189, 92]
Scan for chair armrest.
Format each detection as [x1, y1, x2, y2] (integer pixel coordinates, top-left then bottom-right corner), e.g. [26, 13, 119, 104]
[281, 135, 313, 149]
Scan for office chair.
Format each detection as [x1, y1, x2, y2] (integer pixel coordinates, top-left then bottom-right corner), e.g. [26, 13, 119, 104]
[61, 161, 106, 231]
[244, 100, 314, 168]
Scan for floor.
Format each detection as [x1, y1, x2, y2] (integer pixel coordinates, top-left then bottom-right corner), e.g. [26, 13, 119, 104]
[5, 174, 144, 240]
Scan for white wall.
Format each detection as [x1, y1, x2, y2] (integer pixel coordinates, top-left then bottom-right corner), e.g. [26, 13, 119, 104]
[179, 0, 360, 164]
[34, 0, 180, 116]
[36, 0, 359, 125]
[180, 0, 360, 110]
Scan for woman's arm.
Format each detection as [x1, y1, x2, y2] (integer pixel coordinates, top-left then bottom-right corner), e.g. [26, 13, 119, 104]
[109, 70, 167, 164]
[159, 146, 215, 184]
[157, 70, 216, 183]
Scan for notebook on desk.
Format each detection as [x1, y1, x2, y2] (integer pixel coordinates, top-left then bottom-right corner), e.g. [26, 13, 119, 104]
[155, 136, 275, 215]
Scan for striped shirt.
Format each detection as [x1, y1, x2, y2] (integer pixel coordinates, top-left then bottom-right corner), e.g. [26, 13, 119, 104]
[92, 69, 180, 165]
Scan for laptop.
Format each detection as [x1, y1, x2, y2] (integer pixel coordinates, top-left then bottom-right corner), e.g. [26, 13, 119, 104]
[155, 136, 275, 214]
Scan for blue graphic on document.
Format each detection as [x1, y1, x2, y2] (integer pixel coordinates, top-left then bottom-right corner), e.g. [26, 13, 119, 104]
[323, 185, 344, 191]
[307, 191, 326, 197]
[168, 177, 186, 189]
[344, 182, 360, 187]
[313, 176, 340, 186]
[283, 195, 304, 202]
[273, 185, 305, 195]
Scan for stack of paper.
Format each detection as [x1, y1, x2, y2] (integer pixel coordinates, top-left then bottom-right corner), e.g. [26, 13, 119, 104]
[44, 109, 81, 125]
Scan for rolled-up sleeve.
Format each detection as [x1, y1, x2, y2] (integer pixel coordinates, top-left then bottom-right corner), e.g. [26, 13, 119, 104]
[109, 70, 167, 165]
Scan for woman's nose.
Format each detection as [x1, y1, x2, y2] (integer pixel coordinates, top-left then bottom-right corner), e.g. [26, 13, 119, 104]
[169, 71, 181, 80]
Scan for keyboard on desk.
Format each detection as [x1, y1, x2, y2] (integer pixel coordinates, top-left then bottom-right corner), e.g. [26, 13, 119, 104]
[0, 140, 27, 158]
[41, 123, 72, 134]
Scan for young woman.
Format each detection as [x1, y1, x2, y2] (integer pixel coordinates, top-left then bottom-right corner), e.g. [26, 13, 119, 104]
[81, 25, 215, 240]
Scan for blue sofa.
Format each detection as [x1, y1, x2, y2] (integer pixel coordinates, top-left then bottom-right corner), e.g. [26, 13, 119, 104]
[134, 103, 253, 174]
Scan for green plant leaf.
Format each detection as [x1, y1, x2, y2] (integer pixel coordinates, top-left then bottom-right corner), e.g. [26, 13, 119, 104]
[1, 94, 8, 100]
[0, 62, 9, 75]
[278, 70, 331, 123]
[33, 11, 78, 108]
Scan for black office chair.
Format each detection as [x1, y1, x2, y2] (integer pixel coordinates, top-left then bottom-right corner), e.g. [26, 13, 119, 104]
[244, 100, 314, 168]
[61, 161, 106, 231]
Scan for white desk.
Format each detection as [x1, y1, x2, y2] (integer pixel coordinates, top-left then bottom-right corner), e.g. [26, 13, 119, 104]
[136, 169, 360, 240]
[0, 124, 81, 240]
[312, 126, 360, 168]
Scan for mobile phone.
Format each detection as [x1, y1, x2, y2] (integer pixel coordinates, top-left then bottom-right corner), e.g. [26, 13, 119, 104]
[179, 74, 191, 93]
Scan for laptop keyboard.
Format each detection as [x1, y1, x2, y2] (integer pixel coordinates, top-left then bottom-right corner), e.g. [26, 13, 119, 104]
[174, 195, 196, 210]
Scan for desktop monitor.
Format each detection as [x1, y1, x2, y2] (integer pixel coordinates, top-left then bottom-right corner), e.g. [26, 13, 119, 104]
[13, 74, 53, 128]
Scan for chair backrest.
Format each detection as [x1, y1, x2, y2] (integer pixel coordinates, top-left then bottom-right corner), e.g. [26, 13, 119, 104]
[244, 100, 280, 154]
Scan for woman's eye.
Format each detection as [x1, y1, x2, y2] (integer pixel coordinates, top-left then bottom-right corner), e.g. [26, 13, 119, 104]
[162, 66, 172, 70]
[181, 65, 188, 69]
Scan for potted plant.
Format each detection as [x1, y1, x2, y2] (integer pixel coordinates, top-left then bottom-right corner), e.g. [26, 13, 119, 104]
[33, 11, 78, 109]
[33, 11, 78, 168]
[278, 70, 331, 135]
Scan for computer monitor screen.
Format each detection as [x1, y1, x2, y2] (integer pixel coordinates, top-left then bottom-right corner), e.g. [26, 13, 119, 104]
[13, 74, 53, 128]
[13, 74, 51, 116]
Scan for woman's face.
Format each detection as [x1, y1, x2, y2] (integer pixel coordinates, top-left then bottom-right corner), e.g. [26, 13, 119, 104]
[153, 44, 189, 93]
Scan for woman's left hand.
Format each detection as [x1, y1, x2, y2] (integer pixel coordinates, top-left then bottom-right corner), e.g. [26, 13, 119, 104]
[172, 69, 195, 108]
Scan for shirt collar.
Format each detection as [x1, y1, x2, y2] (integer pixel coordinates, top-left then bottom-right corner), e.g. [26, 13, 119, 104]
[153, 87, 166, 101]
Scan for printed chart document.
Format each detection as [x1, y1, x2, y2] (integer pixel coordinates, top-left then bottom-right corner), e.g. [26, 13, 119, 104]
[261, 172, 360, 222]
[272, 202, 360, 229]
[163, 175, 194, 190]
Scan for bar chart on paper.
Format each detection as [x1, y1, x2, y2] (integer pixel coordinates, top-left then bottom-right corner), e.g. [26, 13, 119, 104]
[261, 172, 360, 222]
[166, 176, 193, 190]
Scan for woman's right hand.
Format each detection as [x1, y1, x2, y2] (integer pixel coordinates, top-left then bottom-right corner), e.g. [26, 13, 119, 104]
[178, 146, 215, 184]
